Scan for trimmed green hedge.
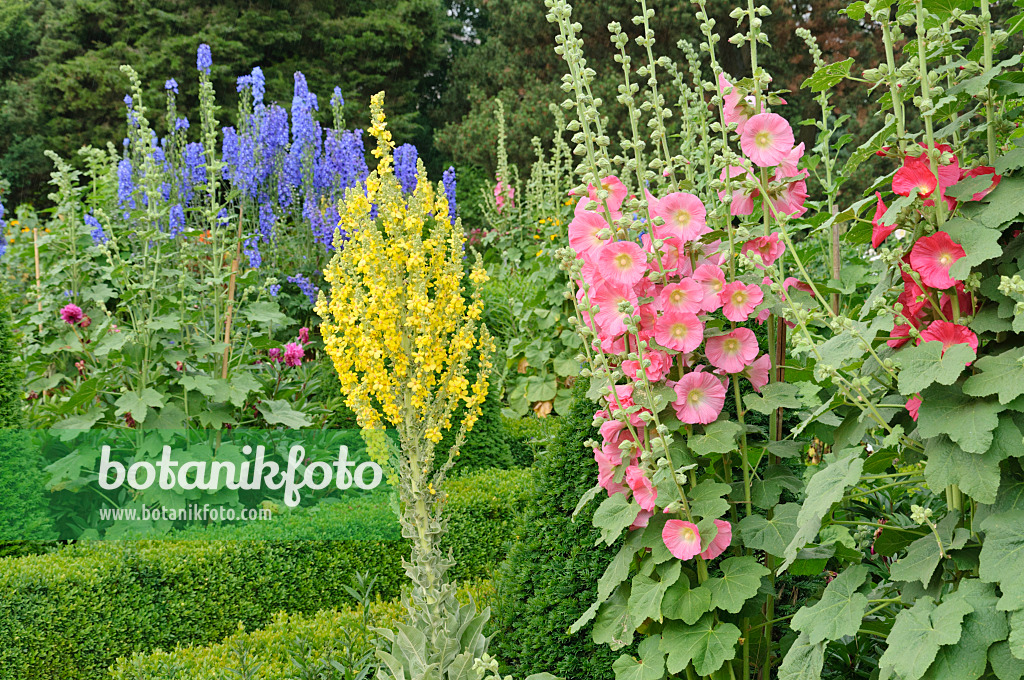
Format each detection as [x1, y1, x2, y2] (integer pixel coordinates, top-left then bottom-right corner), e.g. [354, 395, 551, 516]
[0, 468, 530, 680]
[108, 581, 496, 680]
[503, 415, 562, 467]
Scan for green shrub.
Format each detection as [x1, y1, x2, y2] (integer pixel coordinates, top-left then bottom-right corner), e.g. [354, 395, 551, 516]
[107, 581, 496, 680]
[503, 414, 562, 467]
[0, 468, 529, 680]
[491, 377, 622, 680]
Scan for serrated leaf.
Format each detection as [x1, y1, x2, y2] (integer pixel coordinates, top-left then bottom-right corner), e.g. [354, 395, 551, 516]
[923, 0, 973, 18]
[990, 640, 1024, 680]
[978, 176, 1024, 229]
[923, 434, 1005, 505]
[662, 578, 713, 625]
[593, 584, 635, 650]
[996, 147, 1024, 175]
[751, 466, 803, 509]
[792, 564, 870, 644]
[942, 219, 1003, 280]
[980, 510, 1024, 611]
[688, 479, 732, 520]
[744, 382, 802, 415]
[612, 637, 666, 680]
[891, 512, 961, 587]
[738, 503, 800, 558]
[878, 596, 973, 680]
[114, 388, 164, 423]
[918, 384, 1001, 454]
[593, 493, 641, 546]
[660, 615, 741, 676]
[704, 556, 769, 614]
[688, 420, 741, 456]
[897, 342, 975, 396]
[256, 399, 313, 428]
[628, 562, 681, 627]
[778, 631, 826, 680]
[963, 346, 1024, 405]
[801, 58, 854, 92]
[921, 580, 1008, 680]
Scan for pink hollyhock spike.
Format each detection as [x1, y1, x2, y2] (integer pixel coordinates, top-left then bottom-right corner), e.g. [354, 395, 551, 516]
[623, 349, 674, 383]
[299, 327, 309, 345]
[741, 113, 795, 168]
[720, 281, 764, 322]
[871, 192, 897, 249]
[742, 354, 772, 392]
[600, 419, 627, 444]
[663, 519, 703, 560]
[700, 519, 733, 560]
[777, 143, 805, 178]
[658, 280, 705, 314]
[578, 175, 629, 215]
[718, 73, 763, 135]
[672, 371, 727, 425]
[60, 304, 84, 325]
[283, 342, 304, 367]
[655, 310, 704, 353]
[595, 451, 628, 496]
[705, 328, 759, 374]
[625, 466, 658, 512]
[653, 192, 709, 243]
[741, 233, 785, 269]
[718, 166, 758, 216]
[597, 241, 647, 287]
[961, 166, 1002, 202]
[569, 211, 609, 261]
[906, 396, 922, 422]
[919, 319, 979, 356]
[593, 283, 639, 338]
[694, 264, 727, 313]
[494, 181, 515, 213]
[892, 155, 937, 198]
[909, 231, 965, 289]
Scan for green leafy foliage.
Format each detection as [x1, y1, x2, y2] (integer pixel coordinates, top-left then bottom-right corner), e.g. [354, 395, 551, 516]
[878, 596, 973, 680]
[790, 564, 870, 644]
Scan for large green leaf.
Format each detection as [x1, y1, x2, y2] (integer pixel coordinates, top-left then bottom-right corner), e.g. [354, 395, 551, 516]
[890, 512, 965, 587]
[660, 614, 741, 676]
[878, 596, 973, 680]
[978, 176, 1024, 229]
[592, 493, 641, 546]
[792, 564, 870, 644]
[751, 466, 803, 509]
[990, 640, 1024, 680]
[963, 346, 1024, 405]
[593, 584, 635, 650]
[628, 562, 681, 627]
[612, 636, 666, 680]
[571, 532, 645, 634]
[897, 342, 975, 396]
[744, 382, 802, 416]
[782, 449, 865, 570]
[114, 388, 165, 423]
[917, 384, 1001, 454]
[704, 556, 769, 614]
[688, 479, 732, 520]
[944, 218, 1003, 279]
[777, 632, 826, 680]
[923, 434, 1005, 505]
[980, 510, 1024, 611]
[801, 58, 854, 92]
[256, 399, 313, 428]
[738, 503, 800, 558]
[921, 580, 1008, 680]
[661, 577, 713, 625]
[688, 420, 741, 457]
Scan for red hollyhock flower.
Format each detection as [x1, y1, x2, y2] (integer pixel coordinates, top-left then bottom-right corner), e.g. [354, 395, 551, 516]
[892, 155, 937, 198]
[909, 231, 965, 290]
[918, 319, 978, 357]
[960, 166, 1002, 201]
[871, 192, 897, 249]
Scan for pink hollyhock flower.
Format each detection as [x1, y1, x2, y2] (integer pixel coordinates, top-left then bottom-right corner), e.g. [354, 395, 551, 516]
[694, 264, 727, 313]
[892, 155, 937, 198]
[871, 192, 897, 249]
[919, 319, 979, 356]
[770, 172, 809, 217]
[672, 371, 727, 424]
[663, 519, 703, 560]
[268, 348, 283, 363]
[494, 181, 515, 213]
[720, 281, 764, 322]
[630, 509, 654, 530]
[940, 282, 975, 320]
[906, 396, 922, 422]
[625, 466, 658, 512]
[60, 304, 84, 325]
[782, 277, 814, 299]
[887, 323, 916, 350]
[700, 519, 733, 560]
[741, 233, 785, 269]
[569, 211, 609, 260]
[655, 310, 704, 353]
[595, 451, 628, 496]
[593, 283, 639, 338]
[910, 231, 965, 289]
[653, 192, 709, 243]
[299, 327, 309, 345]
[597, 241, 647, 286]
[283, 342, 304, 367]
[658, 280, 705, 314]
[705, 328, 759, 374]
[741, 113, 795, 168]
[718, 73, 762, 135]
[623, 349, 673, 383]
[589, 175, 629, 212]
[718, 166, 759, 216]
[600, 418, 628, 443]
[961, 166, 1002, 201]
[742, 354, 772, 392]
[777, 143, 805, 178]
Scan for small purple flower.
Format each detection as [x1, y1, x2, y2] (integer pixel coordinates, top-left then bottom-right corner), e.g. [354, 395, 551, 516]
[84, 213, 107, 244]
[117, 159, 135, 207]
[269, 283, 281, 297]
[268, 347, 282, 363]
[331, 87, 344, 109]
[287, 274, 319, 306]
[250, 67, 265, 108]
[169, 204, 185, 237]
[394, 144, 418, 194]
[60, 304, 84, 325]
[243, 237, 262, 269]
[196, 44, 212, 73]
[175, 117, 190, 131]
[165, 79, 179, 94]
[442, 166, 457, 221]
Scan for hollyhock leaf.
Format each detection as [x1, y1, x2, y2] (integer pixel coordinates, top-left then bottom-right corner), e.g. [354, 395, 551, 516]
[963, 346, 1024, 404]
[792, 564, 870, 644]
[978, 176, 1024, 228]
[688, 479, 732, 520]
[801, 58, 854, 92]
[750, 466, 803, 509]
[593, 584, 635, 650]
[242, 300, 290, 326]
[777, 632, 826, 680]
[846, 119, 898, 175]
[612, 636, 666, 680]
[980, 510, 1024, 611]
[628, 561, 681, 626]
[738, 502, 800, 557]
[593, 493, 642, 546]
[891, 512, 961, 587]
[766, 440, 806, 459]
[921, 581, 1008, 680]
[989, 641, 1024, 680]
[590, 531, 646, 612]
[946, 175, 997, 201]
[878, 597, 973, 680]
[257, 399, 313, 428]
[897, 342, 975, 396]
[114, 388, 165, 423]
[744, 382, 802, 415]
[660, 614, 741, 676]
[917, 384, 1001, 454]
[841, 1, 867, 19]
[923, 435, 1004, 505]
[662, 577, 714, 625]
[943, 219, 1002, 279]
[688, 420, 742, 456]
[641, 513, 675, 564]
[782, 449, 864, 571]
[1011, 610, 1024, 661]
[704, 556, 769, 614]
[995, 147, 1024, 175]
[971, 307, 1013, 334]
[881, 192, 918, 226]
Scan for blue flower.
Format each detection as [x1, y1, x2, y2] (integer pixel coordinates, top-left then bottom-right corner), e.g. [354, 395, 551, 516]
[250, 67, 266, 108]
[258, 200, 276, 243]
[117, 159, 135, 207]
[443, 166, 457, 221]
[196, 44, 212, 73]
[165, 79, 179, 94]
[244, 237, 262, 269]
[169, 204, 185, 238]
[287, 274, 319, 306]
[174, 117, 190, 131]
[236, 74, 251, 93]
[393, 144, 418, 194]
[331, 86, 344, 109]
[269, 283, 281, 297]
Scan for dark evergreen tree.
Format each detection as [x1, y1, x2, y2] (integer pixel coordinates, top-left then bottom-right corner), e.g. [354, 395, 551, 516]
[491, 376, 620, 680]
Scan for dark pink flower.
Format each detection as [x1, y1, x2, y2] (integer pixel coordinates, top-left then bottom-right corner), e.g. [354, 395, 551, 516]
[60, 304, 83, 325]
[871, 192, 897, 249]
[299, 327, 309, 344]
[283, 342, 304, 367]
[910, 232, 965, 290]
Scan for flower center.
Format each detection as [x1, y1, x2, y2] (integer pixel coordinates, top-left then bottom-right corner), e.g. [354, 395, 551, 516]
[755, 131, 771, 148]
[669, 290, 685, 304]
[672, 323, 689, 339]
[680, 527, 697, 542]
[724, 338, 740, 353]
[939, 253, 953, 266]
[688, 389, 704, 404]
[732, 290, 748, 306]
[615, 253, 633, 269]
[674, 209, 691, 226]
